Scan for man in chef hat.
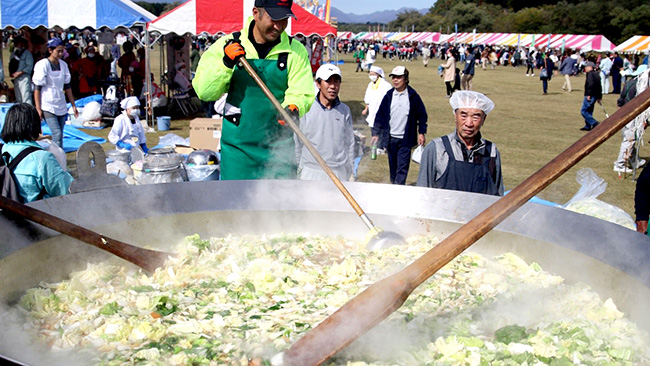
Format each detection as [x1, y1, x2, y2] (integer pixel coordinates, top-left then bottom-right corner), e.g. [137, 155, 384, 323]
[108, 96, 149, 153]
[417, 90, 503, 196]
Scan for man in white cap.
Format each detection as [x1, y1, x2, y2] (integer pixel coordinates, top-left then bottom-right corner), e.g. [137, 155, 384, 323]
[417, 90, 503, 196]
[108, 96, 149, 153]
[613, 64, 649, 174]
[372, 65, 428, 185]
[362, 65, 392, 151]
[295, 64, 355, 181]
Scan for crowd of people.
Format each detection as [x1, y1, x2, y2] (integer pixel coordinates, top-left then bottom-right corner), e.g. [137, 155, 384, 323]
[343, 37, 650, 231]
[2, 0, 650, 240]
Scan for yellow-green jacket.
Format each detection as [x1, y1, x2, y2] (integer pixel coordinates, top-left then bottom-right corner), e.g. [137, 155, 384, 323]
[192, 17, 314, 114]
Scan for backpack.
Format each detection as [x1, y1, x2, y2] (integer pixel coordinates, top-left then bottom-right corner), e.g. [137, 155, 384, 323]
[1, 144, 41, 203]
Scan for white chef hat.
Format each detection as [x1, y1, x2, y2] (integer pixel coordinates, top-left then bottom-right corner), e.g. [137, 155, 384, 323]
[120, 96, 140, 110]
[449, 91, 495, 115]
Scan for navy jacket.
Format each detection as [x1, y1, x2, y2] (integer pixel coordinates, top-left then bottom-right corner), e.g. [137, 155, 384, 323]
[463, 53, 475, 75]
[372, 85, 428, 149]
[635, 164, 650, 221]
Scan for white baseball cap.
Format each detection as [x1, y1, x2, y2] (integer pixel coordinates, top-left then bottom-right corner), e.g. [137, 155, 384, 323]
[315, 64, 342, 81]
[389, 65, 407, 77]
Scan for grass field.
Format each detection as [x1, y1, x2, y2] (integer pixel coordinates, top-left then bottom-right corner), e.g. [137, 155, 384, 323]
[336, 54, 637, 216]
[4, 47, 639, 216]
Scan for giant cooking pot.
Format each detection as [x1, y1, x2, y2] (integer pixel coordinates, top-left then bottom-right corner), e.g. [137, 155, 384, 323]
[1, 180, 650, 365]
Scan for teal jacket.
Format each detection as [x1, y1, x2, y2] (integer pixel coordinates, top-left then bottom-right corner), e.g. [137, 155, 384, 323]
[2, 141, 73, 202]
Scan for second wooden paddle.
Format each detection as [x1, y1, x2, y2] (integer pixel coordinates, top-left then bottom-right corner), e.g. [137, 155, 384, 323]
[279, 88, 650, 365]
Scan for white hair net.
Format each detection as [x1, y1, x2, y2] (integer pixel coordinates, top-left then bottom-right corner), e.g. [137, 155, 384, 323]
[449, 91, 495, 115]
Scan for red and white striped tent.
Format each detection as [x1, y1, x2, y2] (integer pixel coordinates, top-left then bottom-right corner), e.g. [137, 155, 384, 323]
[147, 0, 336, 37]
[441, 32, 615, 52]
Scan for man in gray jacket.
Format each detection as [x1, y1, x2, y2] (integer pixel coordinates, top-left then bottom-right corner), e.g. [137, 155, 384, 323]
[417, 91, 503, 196]
[295, 64, 355, 181]
[9, 36, 34, 105]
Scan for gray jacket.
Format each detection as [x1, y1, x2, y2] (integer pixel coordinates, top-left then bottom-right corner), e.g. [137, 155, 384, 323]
[295, 94, 355, 177]
[416, 131, 504, 195]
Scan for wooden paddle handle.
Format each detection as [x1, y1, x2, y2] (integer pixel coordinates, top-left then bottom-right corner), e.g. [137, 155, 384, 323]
[283, 88, 650, 366]
[0, 195, 171, 273]
[238, 58, 376, 230]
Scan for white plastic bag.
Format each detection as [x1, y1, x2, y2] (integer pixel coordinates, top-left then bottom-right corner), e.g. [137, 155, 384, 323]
[36, 139, 67, 171]
[105, 85, 117, 100]
[563, 168, 634, 229]
[411, 145, 424, 164]
[81, 101, 102, 122]
[157, 133, 190, 147]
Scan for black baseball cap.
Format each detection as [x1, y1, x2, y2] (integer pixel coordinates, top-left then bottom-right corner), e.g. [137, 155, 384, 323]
[254, 0, 296, 21]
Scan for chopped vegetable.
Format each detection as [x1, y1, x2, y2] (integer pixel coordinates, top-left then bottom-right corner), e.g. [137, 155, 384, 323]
[16, 234, 650, 365]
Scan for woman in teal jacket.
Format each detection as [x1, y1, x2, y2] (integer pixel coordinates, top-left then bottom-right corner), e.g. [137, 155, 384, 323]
[1, 103, 73, 202]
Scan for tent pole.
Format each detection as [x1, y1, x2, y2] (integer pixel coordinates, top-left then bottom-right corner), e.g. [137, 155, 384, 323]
[145, 25, 153, 129]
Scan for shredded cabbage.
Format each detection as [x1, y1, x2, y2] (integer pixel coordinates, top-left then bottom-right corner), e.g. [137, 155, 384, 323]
[17, 234, 650, 365]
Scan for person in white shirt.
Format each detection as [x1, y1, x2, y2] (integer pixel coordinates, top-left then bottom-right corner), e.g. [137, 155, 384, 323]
[108, 97, 149, 153]
[365, 45, 377, 72]
[174, 62, 195, 95]
[32, 38, 78, 149]
[362, 66, 392, 150]
[599, 53, 613, 95]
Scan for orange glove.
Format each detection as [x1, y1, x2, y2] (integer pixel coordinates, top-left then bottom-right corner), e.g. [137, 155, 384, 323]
[223, 39, 246, 68]
[277, 104, 299, 126]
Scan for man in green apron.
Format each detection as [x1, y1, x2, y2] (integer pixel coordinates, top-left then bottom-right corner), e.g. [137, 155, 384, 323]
[192, 0, 315, 180]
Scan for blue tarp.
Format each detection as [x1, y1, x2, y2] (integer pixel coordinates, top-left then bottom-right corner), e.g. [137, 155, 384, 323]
[41, 121, 106, 153]
[504, 190, 562, 208]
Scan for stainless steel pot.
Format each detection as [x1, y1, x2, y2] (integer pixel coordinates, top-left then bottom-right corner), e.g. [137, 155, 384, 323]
[1, 181, 649, 365]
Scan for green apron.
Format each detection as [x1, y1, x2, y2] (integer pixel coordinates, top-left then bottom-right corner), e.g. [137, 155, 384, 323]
[222, 58, 296, 180]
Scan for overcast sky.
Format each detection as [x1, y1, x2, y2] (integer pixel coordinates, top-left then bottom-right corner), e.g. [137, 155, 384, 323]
[333, 0, 435, 14]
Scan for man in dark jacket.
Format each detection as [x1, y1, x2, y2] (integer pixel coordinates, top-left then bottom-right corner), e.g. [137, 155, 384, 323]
[611, 52, 624, 94]
[371, 66, 428, 184]
[634, 164, 650, 234]
[580, 61, 602, 131]
[461, 47, 475, 90]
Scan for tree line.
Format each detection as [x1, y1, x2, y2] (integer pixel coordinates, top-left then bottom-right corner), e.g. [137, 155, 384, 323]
[134, 1, 182, 17]
[339, 0, 650, 44]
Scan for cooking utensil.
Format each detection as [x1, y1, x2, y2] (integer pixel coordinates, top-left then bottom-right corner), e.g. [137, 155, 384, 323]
[0, 195, 172, 273]
[600, 101, 610, 118]
[238, 57, 405, 250]
[279, 88, 650, 366]
[70, 142, 126, 194]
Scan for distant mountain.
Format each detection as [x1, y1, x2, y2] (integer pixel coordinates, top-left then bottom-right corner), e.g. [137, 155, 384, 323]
[330, 7, 428, 24]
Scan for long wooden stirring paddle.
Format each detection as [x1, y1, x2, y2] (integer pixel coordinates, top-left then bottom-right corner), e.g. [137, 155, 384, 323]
[279, 88, 650, 365]
[0, 195, 172, 272]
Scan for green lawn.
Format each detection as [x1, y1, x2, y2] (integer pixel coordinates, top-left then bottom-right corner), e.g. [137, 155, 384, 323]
[44, 50, 638, 217]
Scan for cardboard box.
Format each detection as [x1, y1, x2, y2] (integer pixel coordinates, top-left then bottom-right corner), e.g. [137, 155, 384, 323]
[189, 118, 222, 151]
